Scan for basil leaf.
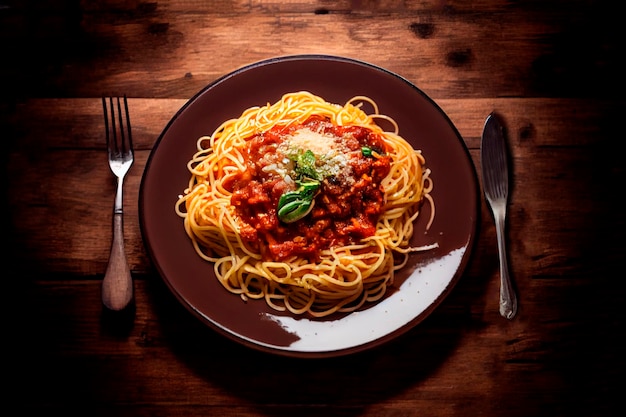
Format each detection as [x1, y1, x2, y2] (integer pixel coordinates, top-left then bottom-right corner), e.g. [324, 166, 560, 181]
[277, 180, 320, 223]
[297, 181, 320, 199]
[296, 150, 320, 180]
[278, 190, 303, 208]
[278, 199, 315, 223]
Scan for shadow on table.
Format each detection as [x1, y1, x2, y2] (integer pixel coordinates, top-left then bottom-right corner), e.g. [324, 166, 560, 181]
[148, 259, 489, 416]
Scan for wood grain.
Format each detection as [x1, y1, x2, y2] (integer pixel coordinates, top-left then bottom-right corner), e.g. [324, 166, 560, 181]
[2, 1, 622, 100]
[2, 1, 624, 416]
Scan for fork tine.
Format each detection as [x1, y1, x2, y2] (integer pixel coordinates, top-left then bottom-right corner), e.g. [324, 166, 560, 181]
[115, 95, 130, 155]
[112, 97, 120, 155]
[103, 96, 119, 155]
[122, 95, 133, 154]
[102, 96, 111, 151]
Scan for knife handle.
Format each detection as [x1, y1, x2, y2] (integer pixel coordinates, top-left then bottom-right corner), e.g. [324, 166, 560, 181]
[494, 211, 518, 319]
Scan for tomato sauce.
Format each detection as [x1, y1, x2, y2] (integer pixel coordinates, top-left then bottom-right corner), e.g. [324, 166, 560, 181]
[229, 117, 391, 261]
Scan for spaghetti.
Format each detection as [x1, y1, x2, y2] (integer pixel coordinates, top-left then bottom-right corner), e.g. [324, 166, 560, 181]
[175, 91, 436, 317]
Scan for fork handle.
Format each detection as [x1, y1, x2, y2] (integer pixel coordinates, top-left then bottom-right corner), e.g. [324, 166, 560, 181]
[494, 212, 518, 319]
[102, 213, 133, 311]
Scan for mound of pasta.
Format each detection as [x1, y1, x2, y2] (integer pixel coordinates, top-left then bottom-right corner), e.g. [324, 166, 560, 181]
[175, 91, 436, 317]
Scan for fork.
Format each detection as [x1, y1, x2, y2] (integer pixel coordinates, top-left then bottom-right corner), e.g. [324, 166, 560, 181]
[102, 96, 134, 311]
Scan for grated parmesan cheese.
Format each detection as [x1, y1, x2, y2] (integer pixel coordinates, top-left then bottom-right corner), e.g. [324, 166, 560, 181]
[272, 126, 355, 184]
[287, 128, 338, 155]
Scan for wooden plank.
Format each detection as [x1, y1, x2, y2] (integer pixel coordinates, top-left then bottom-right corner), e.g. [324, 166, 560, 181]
[5, 97, 619, 150]
[2, 1, 621, 99]
[9, 276, 620, 415]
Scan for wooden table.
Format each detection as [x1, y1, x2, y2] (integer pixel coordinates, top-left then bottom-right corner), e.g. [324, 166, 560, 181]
[2, 1, 623, 415]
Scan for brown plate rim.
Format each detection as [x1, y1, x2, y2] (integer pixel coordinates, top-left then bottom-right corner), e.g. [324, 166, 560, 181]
[139, 54, 480, 358]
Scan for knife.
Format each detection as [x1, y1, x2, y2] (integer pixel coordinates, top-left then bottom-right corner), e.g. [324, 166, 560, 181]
[481, 112, 518, 319]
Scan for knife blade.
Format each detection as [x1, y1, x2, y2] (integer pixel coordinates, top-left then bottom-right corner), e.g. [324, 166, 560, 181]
[481, 112, 518, 319]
